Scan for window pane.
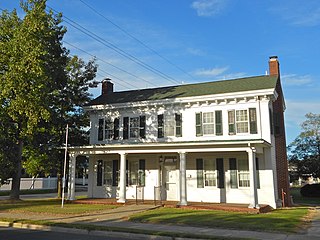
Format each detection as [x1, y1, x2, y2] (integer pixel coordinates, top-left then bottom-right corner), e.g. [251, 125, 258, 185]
[228, 111, 235, 134]
[249, 108, 257, 134]
[203, 124, 214, 134]
[196, 159, 204, 188]
[165, 115, 175, 136]
[104, 161, 113, 185]
[238, 159, 250, 187]
[236, 110, 248, 133]
[105, 119, 114, 139]
[203, 112, 214, 123]
[129, 160, 139, 185]
[229, 158, 237, 188]
[204, 160, 216, 187]
[130, 117, 140, 138]
[203, 112, 214, 135]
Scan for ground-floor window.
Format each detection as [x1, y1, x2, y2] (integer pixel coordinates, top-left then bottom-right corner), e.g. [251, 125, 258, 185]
[229, 158, 250, 188]
[103, 160, 119, 186]
[127, 159, 145, 186]
[196, 158, 217, 188]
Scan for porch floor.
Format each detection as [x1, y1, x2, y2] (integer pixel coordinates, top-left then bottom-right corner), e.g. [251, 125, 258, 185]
[72, 198, 273, 213]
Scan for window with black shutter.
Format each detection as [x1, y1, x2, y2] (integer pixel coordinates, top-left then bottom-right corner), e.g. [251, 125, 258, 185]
[158, 114, 164, 138]
[215, 111, 223, 135]
[249, 108, 257, 134]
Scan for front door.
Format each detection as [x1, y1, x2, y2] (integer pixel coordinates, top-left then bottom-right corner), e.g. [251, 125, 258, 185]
[163, 164, 177, 201]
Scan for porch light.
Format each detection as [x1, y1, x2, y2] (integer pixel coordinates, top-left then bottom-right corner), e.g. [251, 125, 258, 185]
[159, 155, 163, 162]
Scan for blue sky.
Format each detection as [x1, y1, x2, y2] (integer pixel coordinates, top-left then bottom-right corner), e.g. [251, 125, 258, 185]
[1, 0, 320, 145]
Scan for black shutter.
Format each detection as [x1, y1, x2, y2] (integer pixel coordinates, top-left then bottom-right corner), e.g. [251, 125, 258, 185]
[139, 159, 145, 186]
[97, 160, 103, 186]
[175, 113, 182, 137]
[112, 160, 119, 186]
[140, 116, 146, 138]
[196, 113, 203, 136]
[196, 158, 204, 188]
[113, 118, 120, 140]
[215, 111, 223, 135]
[216, 158, 224, 188]
[123, 117, 129, 139]
[228, 110, 235, 135]
[158, 114, 164, 138]
[98, 119, 104, 141]
[249, 108, 257, 134]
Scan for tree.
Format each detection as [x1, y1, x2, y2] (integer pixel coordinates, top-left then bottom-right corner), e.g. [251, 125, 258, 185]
[0, 0, 98, 199]
[288, 113, 320, 179]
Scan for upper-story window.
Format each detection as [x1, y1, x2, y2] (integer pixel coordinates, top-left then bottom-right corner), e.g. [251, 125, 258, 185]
[196, 111, 222, 136]
[228, 108, 257, 135]
[98, 118, 119, 141]
[158, 113, 182, 138]
[123, 116, 146, 139]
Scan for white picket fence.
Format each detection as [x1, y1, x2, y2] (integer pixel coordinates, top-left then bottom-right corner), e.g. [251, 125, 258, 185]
[0, 177, 57, 191]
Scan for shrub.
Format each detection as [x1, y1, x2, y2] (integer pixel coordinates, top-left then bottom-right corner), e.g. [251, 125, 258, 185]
[300, 184, 320, 197]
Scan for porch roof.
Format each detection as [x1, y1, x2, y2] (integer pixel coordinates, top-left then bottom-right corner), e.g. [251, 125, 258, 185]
[66, 139, 271, 155]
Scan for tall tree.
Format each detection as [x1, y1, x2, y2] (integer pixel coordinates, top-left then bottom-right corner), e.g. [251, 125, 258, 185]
[288, 113, 320, 179]
[0, 0, 96, 199]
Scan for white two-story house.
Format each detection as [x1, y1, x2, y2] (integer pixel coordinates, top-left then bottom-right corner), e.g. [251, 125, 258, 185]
[67, 56, 290, 209]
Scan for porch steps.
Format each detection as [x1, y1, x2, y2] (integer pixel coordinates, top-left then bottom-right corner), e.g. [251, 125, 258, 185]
[72, 198, 273, 213]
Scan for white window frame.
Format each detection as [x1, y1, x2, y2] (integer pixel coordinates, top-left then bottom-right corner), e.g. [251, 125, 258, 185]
[202, 112, 215, 135]
[235, 110, 249, 133]
[237, 159, 250, 188]
[203, 159, 217, 187]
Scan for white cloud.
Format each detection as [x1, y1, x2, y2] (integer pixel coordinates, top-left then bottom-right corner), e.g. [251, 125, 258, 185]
[187, 47, 206, 56]
[194, 66, 229, 76]
[191, 0, 228, 17]
[281, 74, 313, 86]
[270, 1, 320, 27]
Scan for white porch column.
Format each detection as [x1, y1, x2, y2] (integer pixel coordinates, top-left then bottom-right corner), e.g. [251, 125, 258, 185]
[248, 147, 259, 208]
[67, 153, 77, 200]
[179, 151, 187, 206]
[117, 152, 127, 203]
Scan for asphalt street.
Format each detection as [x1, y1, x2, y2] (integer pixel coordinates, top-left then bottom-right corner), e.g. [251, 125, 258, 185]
[0, 227, 148, 240]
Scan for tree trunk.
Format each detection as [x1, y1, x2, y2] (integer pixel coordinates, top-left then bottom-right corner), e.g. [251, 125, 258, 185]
[9, 140, 23, 200]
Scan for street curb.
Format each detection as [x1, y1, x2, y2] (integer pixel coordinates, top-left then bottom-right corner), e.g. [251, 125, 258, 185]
[0, 221, 174, 240]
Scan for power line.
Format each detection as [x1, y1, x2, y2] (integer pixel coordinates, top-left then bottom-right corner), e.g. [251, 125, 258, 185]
[63, 40, 148, 89]
[79, 0, 195, 82]
[47, 5, 181, 86]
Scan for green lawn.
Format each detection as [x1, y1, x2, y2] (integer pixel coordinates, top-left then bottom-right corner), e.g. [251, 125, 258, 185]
[0, 199, 117, 215]
[129, 207, 309, 233]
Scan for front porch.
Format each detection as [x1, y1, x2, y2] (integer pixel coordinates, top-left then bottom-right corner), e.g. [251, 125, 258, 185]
[66, 140, 276, 209]
[72, 198, 273, 213]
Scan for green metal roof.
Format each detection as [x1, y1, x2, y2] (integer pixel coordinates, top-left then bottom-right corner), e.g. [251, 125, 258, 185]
[88, 75, 278, 105]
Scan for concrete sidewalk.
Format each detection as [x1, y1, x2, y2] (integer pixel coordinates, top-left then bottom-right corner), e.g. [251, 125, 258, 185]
[0, 203, 319, 239]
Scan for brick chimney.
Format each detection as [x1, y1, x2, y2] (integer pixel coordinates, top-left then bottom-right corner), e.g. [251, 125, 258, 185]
[269, 56, 280, 76]
[102, 78, 114, 95]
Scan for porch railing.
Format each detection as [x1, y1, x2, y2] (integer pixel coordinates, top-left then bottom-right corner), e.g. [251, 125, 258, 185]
[154, 186, 162, 206]
[135, 186, 144, 204]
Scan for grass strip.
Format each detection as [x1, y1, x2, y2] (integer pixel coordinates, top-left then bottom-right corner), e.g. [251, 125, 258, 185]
[0, 218, 246, 240]
[129, 207, 309, 233]
[0, 199, 117, 215]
